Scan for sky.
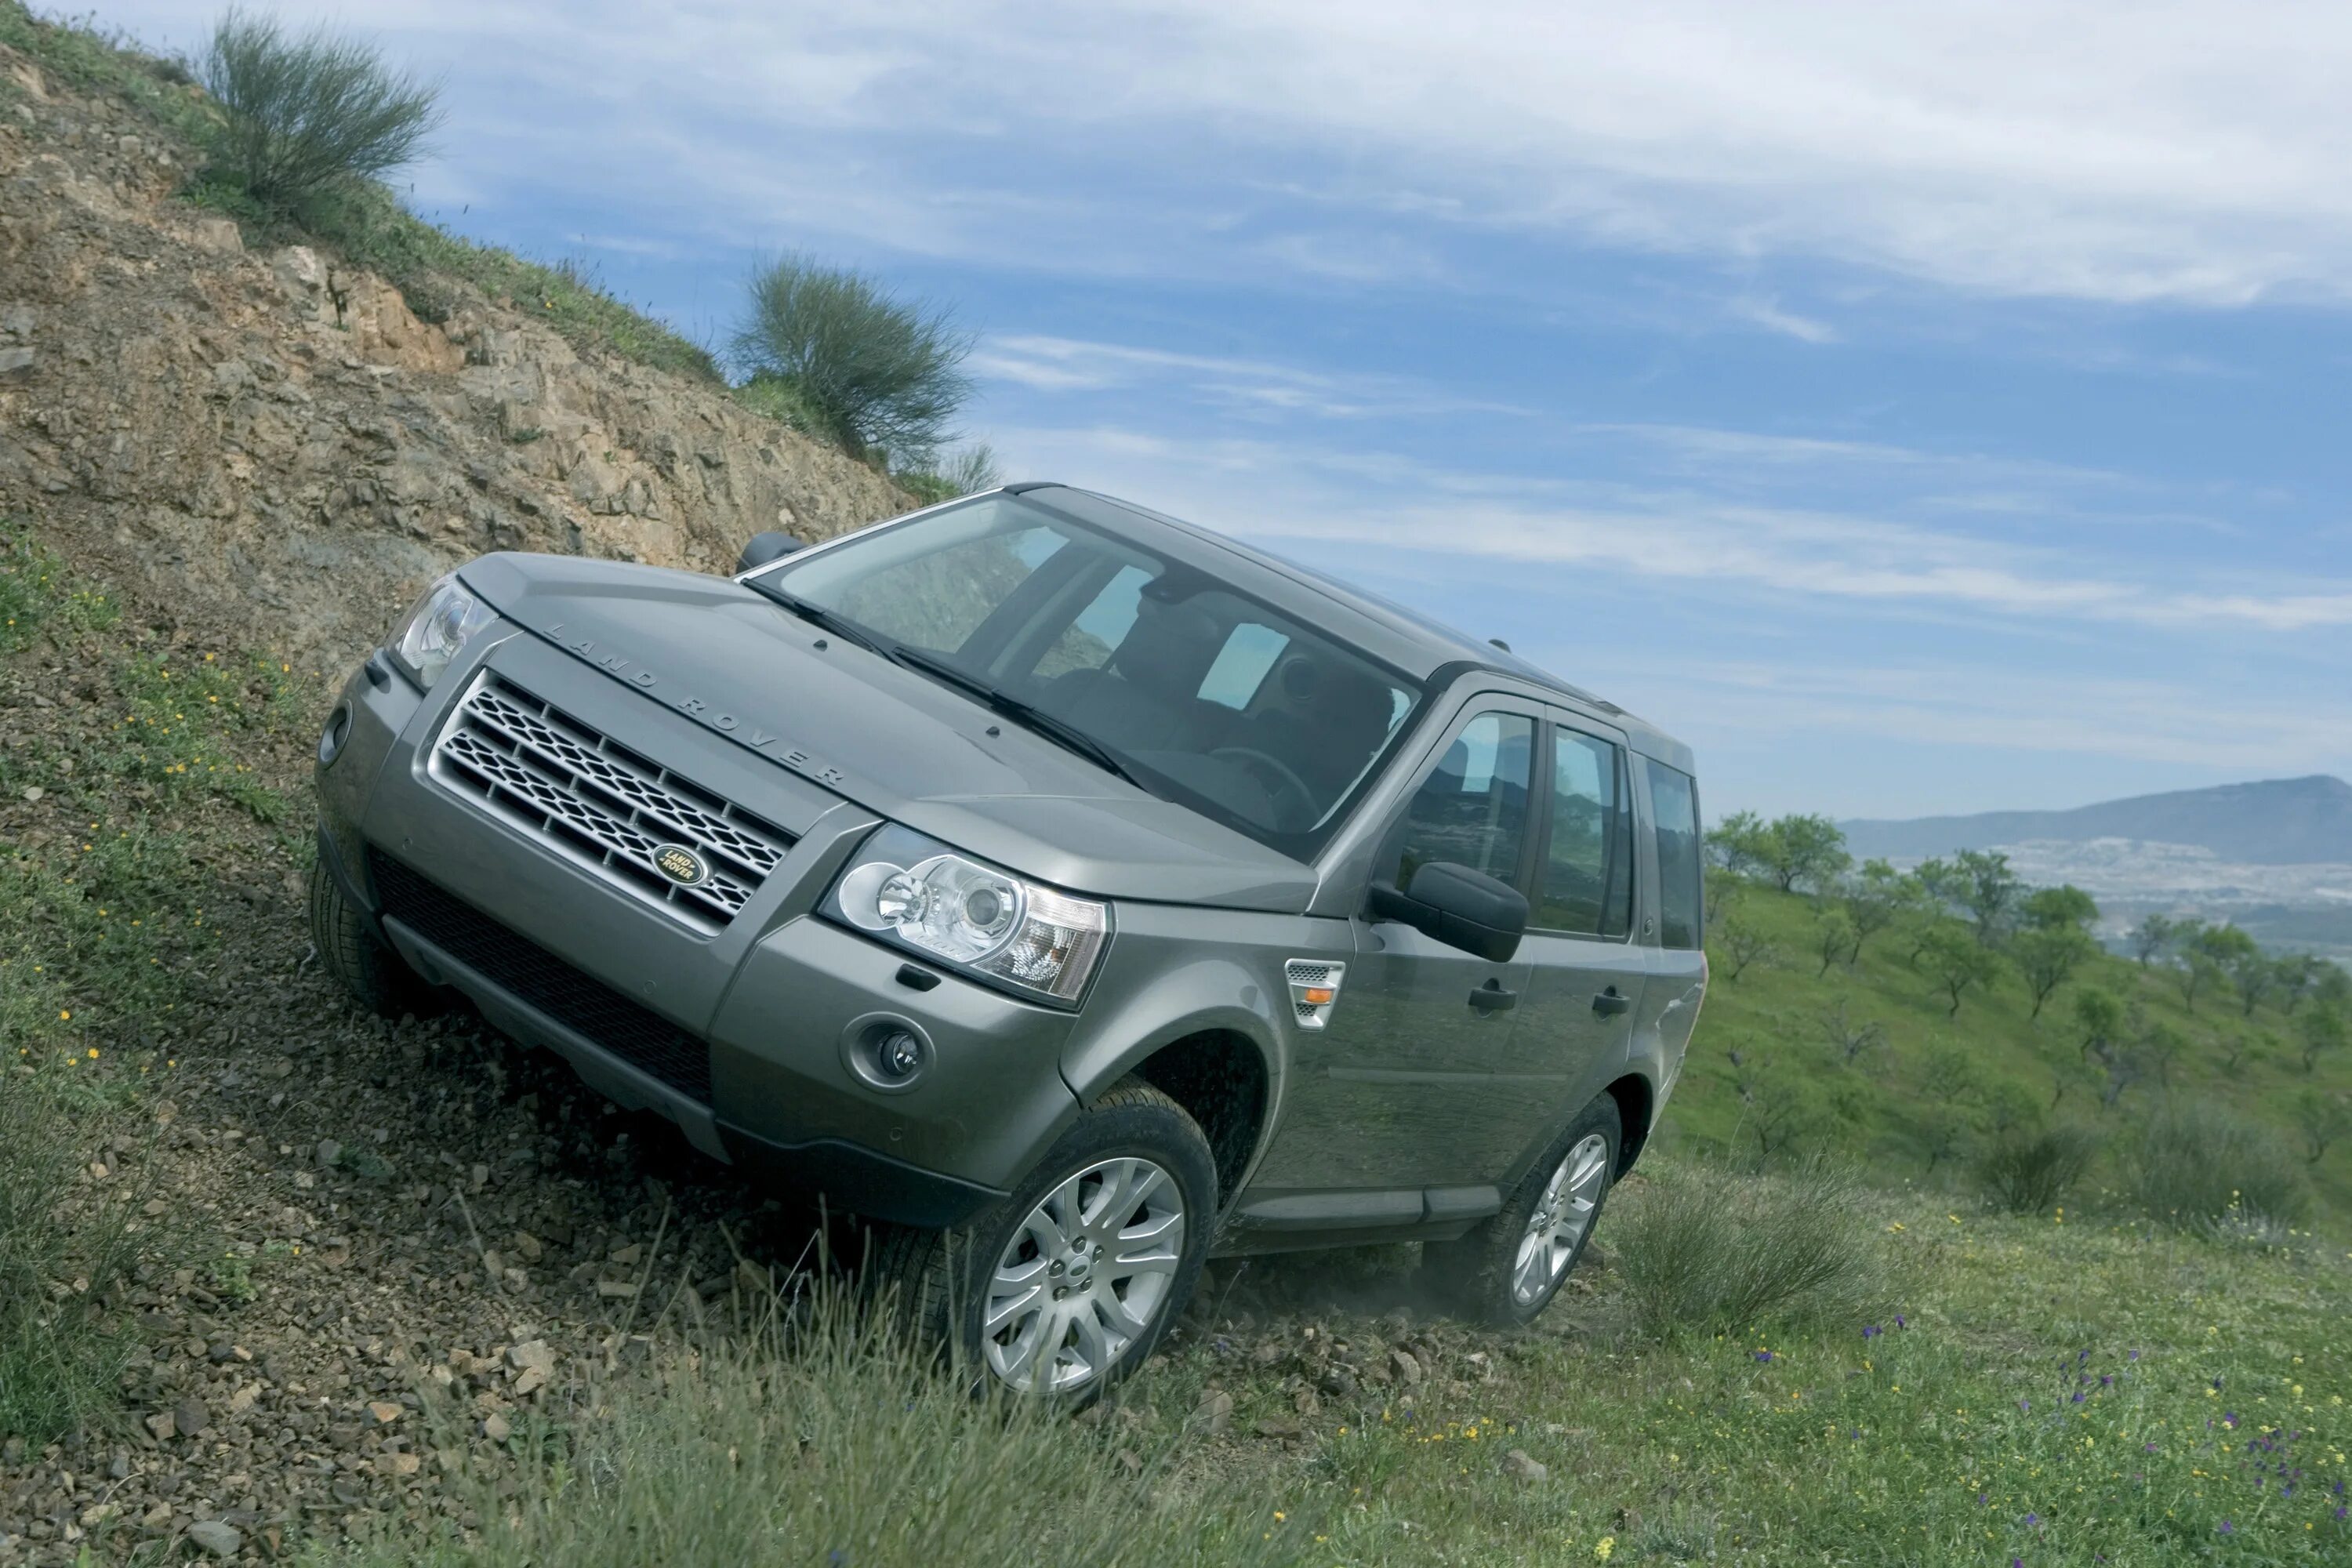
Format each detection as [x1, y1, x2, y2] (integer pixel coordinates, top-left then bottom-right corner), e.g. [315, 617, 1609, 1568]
[104, 1, 2352, 819]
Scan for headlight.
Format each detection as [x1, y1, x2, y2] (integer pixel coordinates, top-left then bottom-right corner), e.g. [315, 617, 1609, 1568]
[388, 575, 497, 689]
[825, 826, 1109, 1005]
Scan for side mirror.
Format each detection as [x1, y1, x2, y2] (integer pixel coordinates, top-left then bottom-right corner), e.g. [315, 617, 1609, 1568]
[1367, 860, 1528, 963]
[737, 531, 804, 573]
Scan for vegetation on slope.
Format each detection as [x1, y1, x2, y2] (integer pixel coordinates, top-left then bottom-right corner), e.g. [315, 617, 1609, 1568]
[0, 2, 1001, 501]
[1671, 814, 2352, 1219]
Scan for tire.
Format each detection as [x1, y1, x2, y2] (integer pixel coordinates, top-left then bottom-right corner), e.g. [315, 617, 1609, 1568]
[866, 1080, 1216, 1408]
[1424, 1092, 1622, 1327]
[307, 856, 440, 1021]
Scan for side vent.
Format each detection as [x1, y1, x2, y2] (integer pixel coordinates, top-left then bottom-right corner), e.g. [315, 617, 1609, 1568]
[1284, 959, 1347, 1031]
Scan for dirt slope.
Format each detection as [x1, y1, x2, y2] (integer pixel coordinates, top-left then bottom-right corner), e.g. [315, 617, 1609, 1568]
[0, 41, 907, 665]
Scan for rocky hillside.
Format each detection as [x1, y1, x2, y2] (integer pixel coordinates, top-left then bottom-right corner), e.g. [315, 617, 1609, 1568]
[0, 34, 909, 664]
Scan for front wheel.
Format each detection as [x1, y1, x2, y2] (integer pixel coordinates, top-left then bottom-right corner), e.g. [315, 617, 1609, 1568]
[866, 1080, 1215, 1407]
[307, 856, 440, 1021]
[1424, 1092, 1621, 1327]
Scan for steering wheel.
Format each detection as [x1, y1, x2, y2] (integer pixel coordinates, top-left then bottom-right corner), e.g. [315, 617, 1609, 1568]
[1209, 746, 1318, 828]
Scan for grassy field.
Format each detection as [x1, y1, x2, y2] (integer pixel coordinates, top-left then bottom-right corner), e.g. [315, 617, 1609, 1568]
[328, 1188, 2352, 1568]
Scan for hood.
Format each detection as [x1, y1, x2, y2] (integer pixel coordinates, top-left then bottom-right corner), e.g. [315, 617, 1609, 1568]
[456, 553, 1319, 912]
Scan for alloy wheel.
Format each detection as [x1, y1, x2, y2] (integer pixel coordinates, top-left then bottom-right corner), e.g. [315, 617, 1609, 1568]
[983, 1156, 1187, 1395]
[1512, 1132, 1610, 1306]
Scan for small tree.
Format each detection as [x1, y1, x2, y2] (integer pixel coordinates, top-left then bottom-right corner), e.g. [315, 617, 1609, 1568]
[2071, 987, 2121, 1063]
[2296, 1091, 2350, 1164]
[1711, 912, 1777, 982]
[1952, 849, 2025, 944]
[1759, 814, 1852, 895]
[2299, 1004, 2347, 1075]
[197, 9, 444, 214]
[2273, 953, 2321, 1013]
[2189, 924, 2266, 1017]
[1920, 923, 2001, 1018]
[2010, 924, 2096, 1020]
[1817, 996, 1887, 1069]
[2022, 884, 2100, 931]
[734, 254, 975, 462]
[1842, 858, 1918, 964]
[1815, 909, 1857, 976]
[1704, 810, 1772, 879]
[2129, 912, 2178, 967]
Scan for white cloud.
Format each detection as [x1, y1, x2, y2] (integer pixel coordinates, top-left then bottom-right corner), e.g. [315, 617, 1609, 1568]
[991, 419, 2352, 632]
[1727, 295, 1839, 343]
[971, 333, 1527, 419]
[103, 0, 2352, 305]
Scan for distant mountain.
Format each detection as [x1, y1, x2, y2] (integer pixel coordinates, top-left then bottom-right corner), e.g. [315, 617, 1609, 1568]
[1840, 775, 2352, 866]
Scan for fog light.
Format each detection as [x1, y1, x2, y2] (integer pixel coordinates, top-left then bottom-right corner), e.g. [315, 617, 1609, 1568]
[877, 1030, 924, 1080]
[842, 1014, 932, 1092]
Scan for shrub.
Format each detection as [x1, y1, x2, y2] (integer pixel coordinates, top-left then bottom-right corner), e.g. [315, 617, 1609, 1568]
[195, 8, 442, 216]
[1609, 1157, 1886, 1339]
[732, 254, 975, 462]
[2129, 1102, 2310, 1235]
[895, 441, 1004, 505]
[327, 1291, 1300, 1566]
[1973, 1123, 2099, 1214]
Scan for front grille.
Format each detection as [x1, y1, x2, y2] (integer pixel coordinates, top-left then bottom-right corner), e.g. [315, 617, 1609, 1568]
[370, 852, 712, 1102]
[430, 671, 794, 932]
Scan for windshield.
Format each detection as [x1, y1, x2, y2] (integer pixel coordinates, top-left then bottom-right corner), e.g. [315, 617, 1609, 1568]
[757, 494, 1421, 858]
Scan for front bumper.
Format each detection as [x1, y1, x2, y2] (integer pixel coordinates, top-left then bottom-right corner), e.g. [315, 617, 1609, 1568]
[314, 626, 1080, 1227]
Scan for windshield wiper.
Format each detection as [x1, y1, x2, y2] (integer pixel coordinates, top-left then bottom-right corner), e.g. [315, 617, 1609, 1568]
[740, 578, 887, 657]
[887, 645, 1143, 789]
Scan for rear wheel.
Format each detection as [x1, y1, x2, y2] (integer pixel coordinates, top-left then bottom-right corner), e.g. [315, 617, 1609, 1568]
[307, 856, 439, 1020]
[1424, 1092, 1621, 1327]
[866, 1080, 1215, 1407]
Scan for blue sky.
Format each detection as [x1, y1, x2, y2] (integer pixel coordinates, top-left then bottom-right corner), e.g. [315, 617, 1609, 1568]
[109, 1, 2352, 818]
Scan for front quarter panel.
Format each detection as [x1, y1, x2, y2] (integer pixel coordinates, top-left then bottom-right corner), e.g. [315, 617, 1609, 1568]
[1058, 903, 1352, 1202]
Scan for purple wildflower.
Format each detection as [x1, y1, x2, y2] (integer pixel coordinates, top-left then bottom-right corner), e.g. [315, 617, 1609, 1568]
[1863, 1325, 1881, 1339]
[1755, 1349, 1773, 1362]
[2217, 1520, 2234, 1535]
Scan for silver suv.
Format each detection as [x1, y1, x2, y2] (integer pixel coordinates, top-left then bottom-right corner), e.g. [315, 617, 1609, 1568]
[310, 484, 1708, 1402]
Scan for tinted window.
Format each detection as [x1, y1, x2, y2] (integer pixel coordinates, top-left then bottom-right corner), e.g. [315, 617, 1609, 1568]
[1380, 712, 1535, 890]
[1537, 728, 1632, 937]
[761, 495, 1420, 859]
[1644, 757, 1703, 949]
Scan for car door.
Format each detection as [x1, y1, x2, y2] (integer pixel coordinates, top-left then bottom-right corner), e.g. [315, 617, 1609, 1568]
[1497, 713, 1651, 1178]
[1248, 699, 1544, 1194]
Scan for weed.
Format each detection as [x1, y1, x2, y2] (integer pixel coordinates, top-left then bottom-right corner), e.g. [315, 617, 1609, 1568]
[1609, 1156, 1887, 1339]
[1973, 1122, 2100, 1214]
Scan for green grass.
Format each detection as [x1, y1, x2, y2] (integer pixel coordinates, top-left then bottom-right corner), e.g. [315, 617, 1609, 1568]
[310, 1196, 2352, 1567]
[0, 530, 256, 1444]
[1675, 879, 2352, 1218]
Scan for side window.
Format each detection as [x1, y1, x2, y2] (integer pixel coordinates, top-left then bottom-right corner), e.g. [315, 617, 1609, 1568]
[1379, 712, 1535, 891]
[1536, 728, 1632, 937]
[1644, 757, 1704, 950]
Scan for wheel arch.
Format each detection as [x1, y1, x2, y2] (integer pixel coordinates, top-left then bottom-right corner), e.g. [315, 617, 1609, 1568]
[1602, 1071, 1657, 1175]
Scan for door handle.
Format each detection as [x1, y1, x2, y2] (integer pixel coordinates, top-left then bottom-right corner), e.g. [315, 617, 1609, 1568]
[1592, 986, 1632, 1018]
[1468, 978, 1518, 1014]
